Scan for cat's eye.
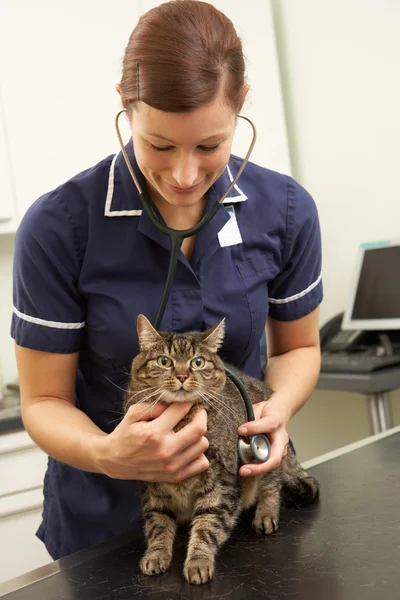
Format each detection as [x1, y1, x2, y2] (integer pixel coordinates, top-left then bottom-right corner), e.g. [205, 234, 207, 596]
[157, 356, 173, 368]
[190, 357, 206, 369]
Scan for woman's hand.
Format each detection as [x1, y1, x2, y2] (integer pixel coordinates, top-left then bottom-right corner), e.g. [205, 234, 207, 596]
[237, 398, 290, 477]
[94, 402, 209, 483]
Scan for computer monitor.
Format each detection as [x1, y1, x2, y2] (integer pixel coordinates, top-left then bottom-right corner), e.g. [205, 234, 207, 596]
[342, 239, 400, 331]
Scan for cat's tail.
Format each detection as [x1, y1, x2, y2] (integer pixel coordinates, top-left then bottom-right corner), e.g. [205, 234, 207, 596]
[280, 451, 320, 507]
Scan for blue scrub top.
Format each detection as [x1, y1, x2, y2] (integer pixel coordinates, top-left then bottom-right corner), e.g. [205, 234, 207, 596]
[11, 143, 323, 560]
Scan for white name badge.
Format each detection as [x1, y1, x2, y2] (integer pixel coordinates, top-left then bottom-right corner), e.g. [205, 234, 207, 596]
[218, 206, 243, 248]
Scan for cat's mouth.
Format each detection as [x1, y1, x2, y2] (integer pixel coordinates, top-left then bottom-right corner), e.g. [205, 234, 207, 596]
[161, 389, 200, 403]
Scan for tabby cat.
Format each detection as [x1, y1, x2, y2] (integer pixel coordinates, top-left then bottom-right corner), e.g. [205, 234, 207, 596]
[125, 314, 319, 585]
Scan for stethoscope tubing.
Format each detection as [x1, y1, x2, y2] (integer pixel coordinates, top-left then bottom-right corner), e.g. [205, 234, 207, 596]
[115, 108, 270, 464]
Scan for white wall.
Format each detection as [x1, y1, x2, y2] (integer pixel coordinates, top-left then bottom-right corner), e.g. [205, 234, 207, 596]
[272, 0, 400, 328]
[272, 0, 400, 459]
[0, 0, 288, 383]
[1, 1, 400, 461]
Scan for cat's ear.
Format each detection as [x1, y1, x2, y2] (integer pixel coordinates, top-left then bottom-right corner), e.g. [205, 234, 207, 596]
[137, 314, 162, 351]
[202, 318, 226, 353]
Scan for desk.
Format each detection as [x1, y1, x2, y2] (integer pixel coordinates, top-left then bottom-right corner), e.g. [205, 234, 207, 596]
[318, 365, 400, 434]
[1, 426, 399, 600]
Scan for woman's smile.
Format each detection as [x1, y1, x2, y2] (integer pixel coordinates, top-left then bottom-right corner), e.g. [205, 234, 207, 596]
[163, 180, 203, 194]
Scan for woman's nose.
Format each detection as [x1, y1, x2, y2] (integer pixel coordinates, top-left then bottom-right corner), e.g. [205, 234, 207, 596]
[172, 155, 199, 188]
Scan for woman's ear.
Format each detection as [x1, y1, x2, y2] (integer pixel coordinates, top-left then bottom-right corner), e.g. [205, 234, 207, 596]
[238, 83, 250, 113]
[202, 318, 226, 353]
[115, 83, 128, 109]
[137, 314, 162, 351]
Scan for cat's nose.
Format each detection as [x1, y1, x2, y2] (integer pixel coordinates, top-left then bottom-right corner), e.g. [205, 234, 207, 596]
[176, 374, 188, 383]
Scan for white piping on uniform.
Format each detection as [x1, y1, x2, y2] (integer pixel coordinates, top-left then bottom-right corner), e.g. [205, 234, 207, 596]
[104, 153, 142, 217]
[13, 307, 85, 330]
[222, 165, 248, 203]
[269, 273, 322, 305]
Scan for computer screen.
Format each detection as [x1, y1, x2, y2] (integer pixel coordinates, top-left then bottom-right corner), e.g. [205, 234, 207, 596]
[342, 240, 400, 331]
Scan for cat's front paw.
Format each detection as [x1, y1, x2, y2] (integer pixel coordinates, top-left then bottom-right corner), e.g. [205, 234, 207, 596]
[252, 515, 278, 535]
[140, 550, 172, 576]
[183, 557, 215, 585]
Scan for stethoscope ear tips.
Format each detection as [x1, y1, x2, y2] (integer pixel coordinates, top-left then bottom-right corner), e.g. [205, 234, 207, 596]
[238, 434, 271, 465]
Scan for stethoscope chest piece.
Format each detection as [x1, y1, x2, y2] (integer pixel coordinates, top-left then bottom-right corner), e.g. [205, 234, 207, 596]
[238, 434, 271, 465]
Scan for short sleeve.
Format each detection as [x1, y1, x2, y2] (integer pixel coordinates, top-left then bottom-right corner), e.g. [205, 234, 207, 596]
[268, 177, 323, 321]
[11, 191, 86, 353]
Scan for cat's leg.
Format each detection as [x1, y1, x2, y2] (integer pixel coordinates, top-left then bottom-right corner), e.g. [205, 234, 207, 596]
[183, 479, 241, 585]
[280, 449, 320, 506]
[253, 450, 319, 535]
[139, 485, 177, 576]
[253, 472, 282, 534]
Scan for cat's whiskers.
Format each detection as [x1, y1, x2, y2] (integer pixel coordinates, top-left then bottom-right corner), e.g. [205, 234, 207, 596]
[107, 409, 125, 419]
[204, 396, 241, 423]
[103, 376, 131, 394]
[200, 397, 239, 428]
[107, 388, 166, 425]
[126, 387, 162, 405]
[104, 377, 160, 399]
[133, 392, 166, 419]
[205, 388, 235, 402]
[194, 390, 240, 427]
[193, 386, 242, 421]
[125, 385, 159, 400]
[190, 381, 236, 403]
[108, 410, 127, 425]
[193, 391, 223, 419]
[115, 367, 131, 377]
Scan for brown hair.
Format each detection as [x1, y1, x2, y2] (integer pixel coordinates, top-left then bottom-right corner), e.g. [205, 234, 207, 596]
[119, 0, 246, 114]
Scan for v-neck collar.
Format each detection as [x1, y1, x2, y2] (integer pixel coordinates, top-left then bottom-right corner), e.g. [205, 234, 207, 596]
[104, 142, 249, 268]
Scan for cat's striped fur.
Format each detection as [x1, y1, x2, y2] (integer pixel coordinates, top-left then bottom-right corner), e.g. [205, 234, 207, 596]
[125, 315, 319, 585]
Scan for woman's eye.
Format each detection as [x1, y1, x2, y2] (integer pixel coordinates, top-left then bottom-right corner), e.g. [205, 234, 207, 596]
[198, 144, 220, 153]
[149, 143, 220, 153]
[190, 357, 205, 369]
[157, 356, 173, 368]
[149, 143, 173, 152]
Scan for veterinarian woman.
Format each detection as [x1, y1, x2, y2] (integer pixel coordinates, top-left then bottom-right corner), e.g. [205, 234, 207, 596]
[11, 0, 322, 561]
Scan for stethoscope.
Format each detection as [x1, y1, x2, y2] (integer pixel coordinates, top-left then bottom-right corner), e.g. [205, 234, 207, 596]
[115, 109, 270, 465]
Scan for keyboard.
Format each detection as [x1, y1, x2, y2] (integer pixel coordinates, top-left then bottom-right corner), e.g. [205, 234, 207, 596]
[320, 351, 400, 373]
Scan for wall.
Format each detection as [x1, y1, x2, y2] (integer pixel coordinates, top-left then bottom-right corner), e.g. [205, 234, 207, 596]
[0, 1, 289, 384]
[1, 1, 400, 462]
[272, 0, 400, 327]
[272, 0, 400, 459]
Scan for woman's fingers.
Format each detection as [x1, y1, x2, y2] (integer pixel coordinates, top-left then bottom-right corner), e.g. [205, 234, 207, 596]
[238, 413, 279, 437]
[125, 401, 167, 422]
[165, 436, 210, 479]
[173, 453, 210, 482]
[173, 407, 207, 451]
[111, 402, 209, 482]
[150, 401, 194, 433]
[239, 429, 289, 476]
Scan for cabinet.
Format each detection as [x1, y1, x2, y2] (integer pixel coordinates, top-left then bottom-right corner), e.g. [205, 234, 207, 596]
[0, 0, 141, 223]
[0, 430, 51, 584]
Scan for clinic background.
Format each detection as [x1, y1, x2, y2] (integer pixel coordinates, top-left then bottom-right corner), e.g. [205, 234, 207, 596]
[1, 0, 400, 460]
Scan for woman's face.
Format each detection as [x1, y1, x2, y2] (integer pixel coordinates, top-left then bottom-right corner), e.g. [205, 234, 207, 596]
[128, 95, 236, 210]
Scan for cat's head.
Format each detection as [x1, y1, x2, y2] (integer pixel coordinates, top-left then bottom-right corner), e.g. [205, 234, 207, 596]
[129, 314, 226, 405]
